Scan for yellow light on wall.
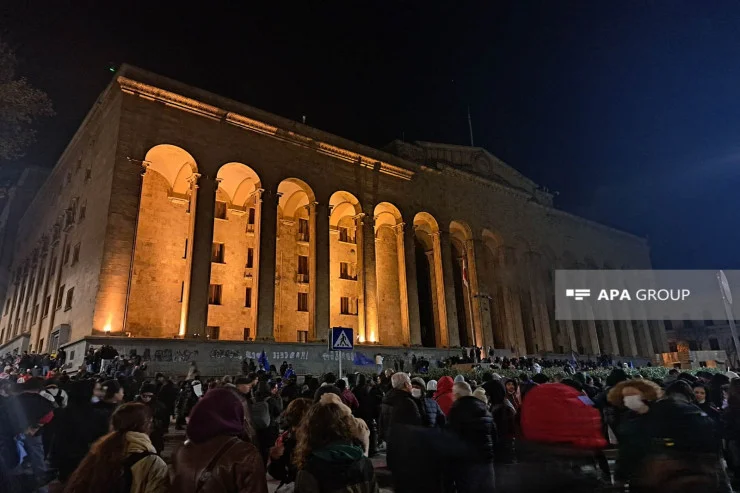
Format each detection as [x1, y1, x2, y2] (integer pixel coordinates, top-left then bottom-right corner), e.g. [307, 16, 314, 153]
[358, 335, 365, 343]
[104, 322, 112, 333]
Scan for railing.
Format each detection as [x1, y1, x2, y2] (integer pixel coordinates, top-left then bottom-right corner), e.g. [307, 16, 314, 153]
[296, 231, 310, 242]
[296, 273, 309, 284]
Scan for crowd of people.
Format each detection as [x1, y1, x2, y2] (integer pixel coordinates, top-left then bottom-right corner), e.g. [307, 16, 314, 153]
[1, 349, 740, 492]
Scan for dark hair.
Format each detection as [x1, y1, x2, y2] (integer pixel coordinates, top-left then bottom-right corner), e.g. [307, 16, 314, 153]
[692, 382, 710, 401]
[281, 398, 312, 429]
[354, 374, 367, 388]
[562, 379, 583, 392]
[63, 403, 152, 493]
[606, 369, 628, 387]
[677, 372, 697, 384]
[324, 373, 337, 384]
[665, 380, 696, 403]
[101, 380, 121, 401]
[532, 373, 550, 384]
[336, 379, 347, 391]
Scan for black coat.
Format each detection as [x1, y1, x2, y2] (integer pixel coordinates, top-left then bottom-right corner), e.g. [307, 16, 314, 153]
[380, 389, 421, 442]
[447, 396, 495, 462]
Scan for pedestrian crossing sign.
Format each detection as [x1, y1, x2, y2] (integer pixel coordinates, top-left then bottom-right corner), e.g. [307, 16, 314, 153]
[330, 327, 354, 351]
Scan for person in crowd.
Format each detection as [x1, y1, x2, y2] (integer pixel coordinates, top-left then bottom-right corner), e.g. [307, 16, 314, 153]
[473, 387, 488, 404]
[279, 361, 289, 378]
[336, 379, 359, 411]
[433, 376, 454, 416]
[425, 379, 437, 399]
[252, 381, 283, 466]
[723, 379, 740, 482]
[352, 374, 381, 457]
[380, 372, 422, 491]
[293, 399, 377, 493]
[594, 368, 629, 444]
[155, 375, 178, 420]
[410, 377, 445, 428]
[235, 374, 257, 404]
[171, 388, 267, 493]
[62, 402, 168, 493]
[694, 382, 722, 422]
[48, 380, 101, 482]
[504, 378, 521, 413]
[40, 378, 68, 408]
[0, 392, 55, 492]
[280, 375, 300, 406]
[313, 373, 341, 402]
[267, 397, 312, 488]
[447, 381, 495, 493]
[174, 378, 202, 430]
[92, 379, 124, 437]
[518, 373, 537, 401]
[134, 382, 169, 453]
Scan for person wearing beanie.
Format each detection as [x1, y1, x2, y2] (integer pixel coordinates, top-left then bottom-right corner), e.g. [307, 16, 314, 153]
[410, 377, 445, 429]
[473, 388, 488, 404]
[134, 381, 169, 453]
[454, 374, 466, 384]
[425, 379, 437, 398]
[171, 388, 267, 493]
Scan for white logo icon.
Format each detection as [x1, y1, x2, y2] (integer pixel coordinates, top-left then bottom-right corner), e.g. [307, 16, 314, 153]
[566, 289, 591, 301]
[333, 330, 353, 349]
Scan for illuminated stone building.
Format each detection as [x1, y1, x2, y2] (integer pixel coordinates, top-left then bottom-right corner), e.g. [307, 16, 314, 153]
[0, 65, 669, 362]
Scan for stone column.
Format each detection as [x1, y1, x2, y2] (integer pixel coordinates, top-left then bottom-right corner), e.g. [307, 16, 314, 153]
[467, 239, 494, 350]
[313, 201, 330, 341]
[436, 231, 460, 347]
[499, 247, 526, 354]
[525, 253, 554, 353]
[256, 188, 280, 340]
[185, 174, 217, 338]
[394, 223, 410, 345]
[559, 319, 578, 352]
[250, 189, 264, 334]
[401, 223, 422, 345]
[179, 173, 198, 337]
[634, 318, 654, 357]
[652, 320, 669, 353]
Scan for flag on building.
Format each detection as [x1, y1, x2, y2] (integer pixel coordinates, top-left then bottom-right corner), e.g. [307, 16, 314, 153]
[353, 351, 375, 366]
[258, 350, 270, 371]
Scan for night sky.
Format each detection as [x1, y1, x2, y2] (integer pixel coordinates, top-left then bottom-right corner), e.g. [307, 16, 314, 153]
[2, 2, 739, 269]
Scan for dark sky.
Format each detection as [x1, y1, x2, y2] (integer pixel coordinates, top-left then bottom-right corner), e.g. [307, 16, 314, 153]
[2, 1, 740, 269]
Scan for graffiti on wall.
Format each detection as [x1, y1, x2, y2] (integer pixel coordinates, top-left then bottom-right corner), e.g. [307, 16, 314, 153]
[272, 351, 309, 361]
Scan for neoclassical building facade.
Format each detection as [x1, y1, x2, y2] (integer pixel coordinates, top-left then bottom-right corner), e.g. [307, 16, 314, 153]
[0, 66, 668, 358]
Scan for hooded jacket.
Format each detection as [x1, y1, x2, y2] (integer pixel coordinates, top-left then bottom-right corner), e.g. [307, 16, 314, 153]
[433, 376, 454, 416]
[294, 443, 377, 493]
[124, 432, 169, 493]
[448, 396, 496, 462]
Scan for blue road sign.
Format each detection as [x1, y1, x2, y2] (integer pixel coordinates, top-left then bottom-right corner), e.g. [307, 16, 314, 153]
[330, 327, 354, 351]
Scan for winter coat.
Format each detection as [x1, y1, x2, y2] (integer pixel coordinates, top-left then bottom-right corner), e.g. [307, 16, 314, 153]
[416, 396, 446, 428]
[92, 400, 120, 439]
[433, 376, 454, 416]
[447, 396, 495, 462]
[341, 389, 359, 411]
[295, 442, 378, 493]
[171, 435, 268, 493]
[123, 432, 169, 493]
[380, 388, 422, 472]
[48, 403, 102, 480]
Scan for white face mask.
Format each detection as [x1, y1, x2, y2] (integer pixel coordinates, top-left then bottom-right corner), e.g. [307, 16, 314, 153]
[411, 388, 423, 399]
[623, 395, 646, 411]
[91, 396, 100, 404]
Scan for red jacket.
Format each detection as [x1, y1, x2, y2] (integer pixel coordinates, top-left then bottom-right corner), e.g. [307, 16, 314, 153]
[433, 376, 455, 416]
[521, 383, 607, 449]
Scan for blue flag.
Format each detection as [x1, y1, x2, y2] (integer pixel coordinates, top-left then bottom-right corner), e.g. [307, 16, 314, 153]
[258, 350, 269, 371]
[353, 352, 375, 366]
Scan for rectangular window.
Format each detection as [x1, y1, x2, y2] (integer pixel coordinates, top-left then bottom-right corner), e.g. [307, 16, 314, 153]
[79, 201, 86, 221]
[710, 337, 720, 350]
[215, 201, 227, 219]
[246, 248, 254, 268]
[245, 287, 252, 308]
[206, 326, 220, 340]
[38, 338, 43, 352]
[31, 305, 39, 325]
[248, 208, 255, 224]
[42, 295, 51, 317]
[338, 227, 354, 243]
[340, 296, 358, 315]
[63, 244, 71, 265]
[297, 292, 308, 312]
[243, 327, 252, 341]
[71, 243, 81, 265]
[298, 255, 308, 274]
[55, 284, 65, 310]
[339, 262, 356, 280]
[183, 239, 188, 259]
[64, 287, 74, 311]
[297, 218, 309, 241]
[297, 330, 308, 343]
[211, 243, 225, 263]
[208, 284, 222, 305]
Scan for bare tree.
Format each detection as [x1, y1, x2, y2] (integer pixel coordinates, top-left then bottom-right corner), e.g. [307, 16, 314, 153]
[0, 40, 53, 160]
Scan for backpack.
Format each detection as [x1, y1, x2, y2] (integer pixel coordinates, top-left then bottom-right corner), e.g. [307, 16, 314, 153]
[252, 400, 271, 430]
[122, 451, 154, 493]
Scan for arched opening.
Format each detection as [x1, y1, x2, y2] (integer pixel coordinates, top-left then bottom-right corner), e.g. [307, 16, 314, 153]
[128, 144, 198, 337]
[329, 192, 362, 337]
[414, 213, 443, 347]
[449, 221, 474, 348]
[275, 178, 316, 343]
[374, 202, 406, 345]
[203, 163, 262, 341]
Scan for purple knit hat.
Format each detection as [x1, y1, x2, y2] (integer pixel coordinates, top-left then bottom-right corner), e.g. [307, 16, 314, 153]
[186, 388, 245, 443]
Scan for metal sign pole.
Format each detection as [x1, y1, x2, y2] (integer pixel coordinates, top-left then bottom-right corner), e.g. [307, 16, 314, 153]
[338, 352, 342, 380]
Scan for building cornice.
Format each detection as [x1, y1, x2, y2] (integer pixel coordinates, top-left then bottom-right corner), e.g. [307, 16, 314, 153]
[117, 76, 414, 181]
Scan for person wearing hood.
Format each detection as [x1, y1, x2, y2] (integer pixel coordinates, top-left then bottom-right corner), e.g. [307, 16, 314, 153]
[134, 382, 169, 453]
[293, 398, 377, 493]
[447, 381, 495, 493]
[410, 377, 445, 428]
[63, 402, 169, 493]
[171, 388, 267, 493]
[433, 376, 454, 416]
